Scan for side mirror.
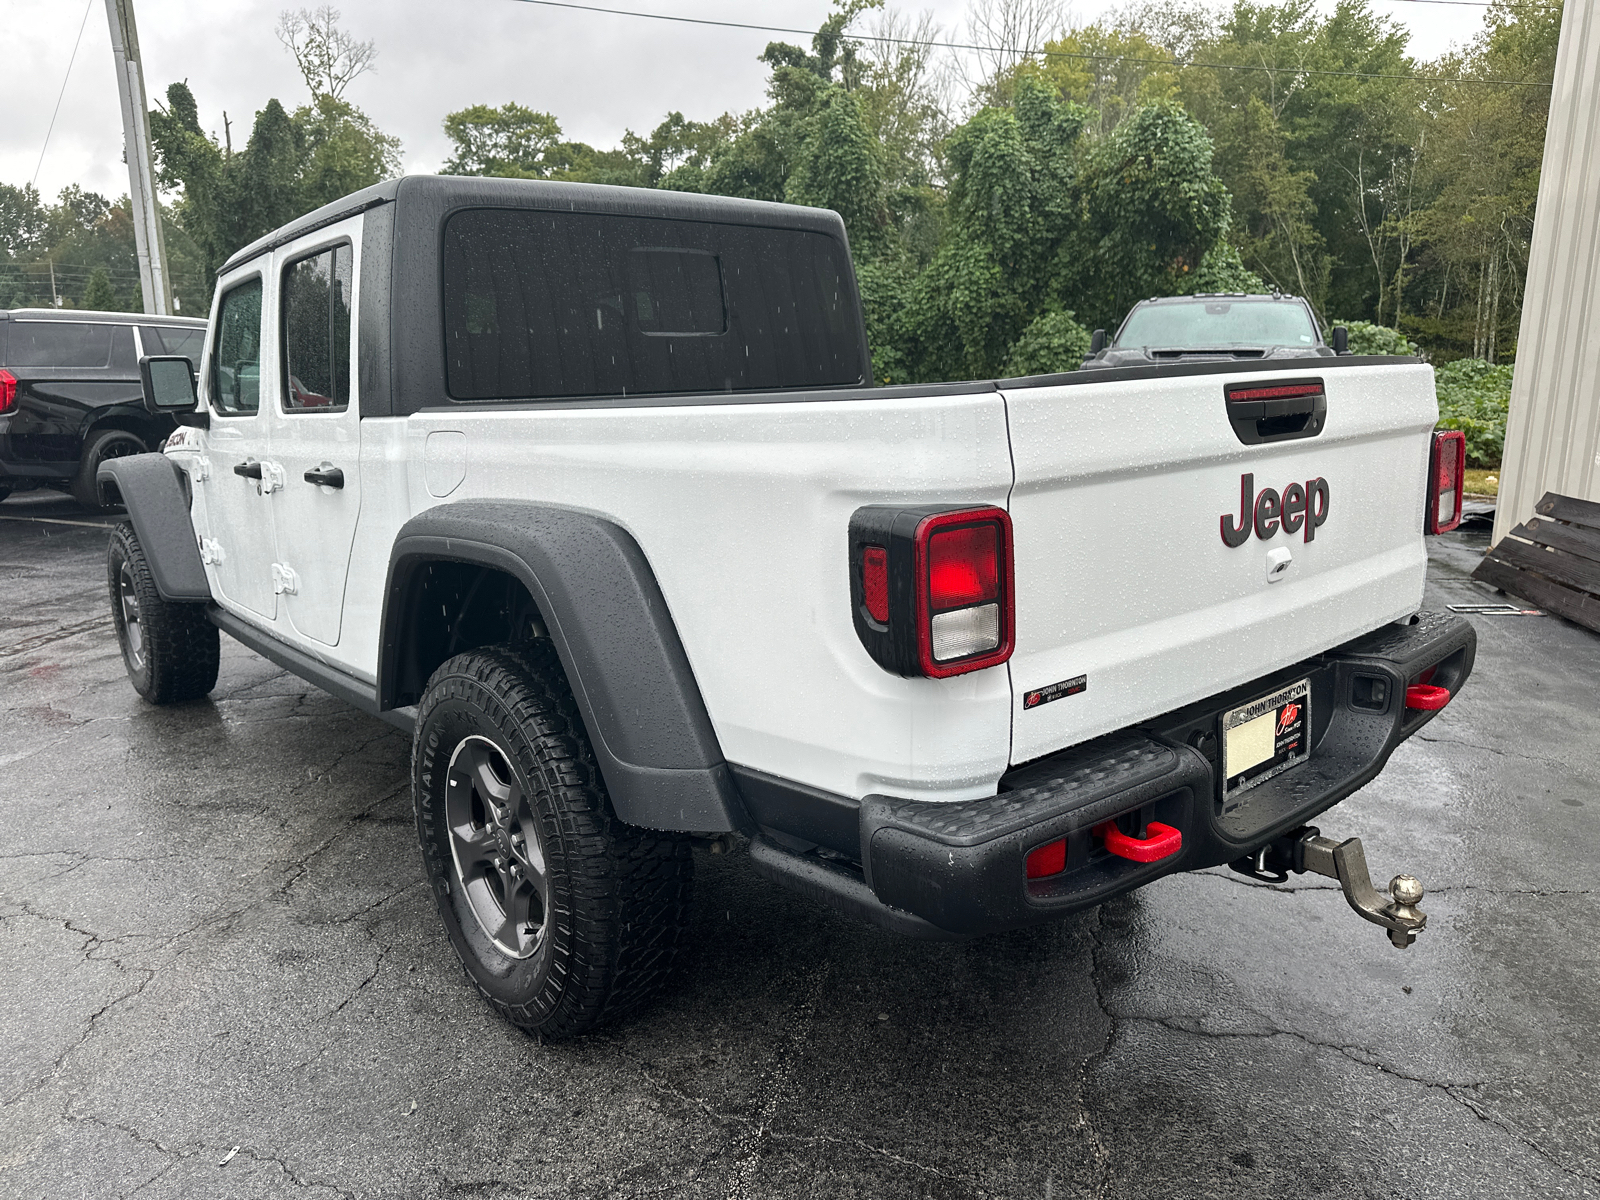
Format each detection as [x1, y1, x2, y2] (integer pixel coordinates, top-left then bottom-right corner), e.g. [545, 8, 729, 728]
[1330, 326, 1349, 355]
[1090, 328, 1106, 354]
[140, 355, 198, 417]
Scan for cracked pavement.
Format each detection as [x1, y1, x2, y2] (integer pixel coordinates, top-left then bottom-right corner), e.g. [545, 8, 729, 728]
[1, 490, 1596, 1199]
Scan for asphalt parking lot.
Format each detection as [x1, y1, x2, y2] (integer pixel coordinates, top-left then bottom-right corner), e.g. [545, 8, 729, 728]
[1, 489, 1596, 1200]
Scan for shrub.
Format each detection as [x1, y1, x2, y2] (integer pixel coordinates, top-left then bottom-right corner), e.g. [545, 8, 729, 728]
[1434, 358, 1513, 468]
[1329, 320, 1421, 357]
[1002, 311, 1093, 377]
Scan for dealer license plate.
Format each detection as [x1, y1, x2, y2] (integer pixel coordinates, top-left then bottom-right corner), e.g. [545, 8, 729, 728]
[1221, 678, 1310, 807]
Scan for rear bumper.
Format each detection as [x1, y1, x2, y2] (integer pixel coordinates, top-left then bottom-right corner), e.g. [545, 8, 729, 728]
[748, 610, 1475, 938]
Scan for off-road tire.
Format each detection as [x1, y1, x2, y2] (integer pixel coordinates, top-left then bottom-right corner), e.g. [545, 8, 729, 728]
[107, 523, 220, 704]
[73, 429, 147, 511]
[413, 642, 693, 1040]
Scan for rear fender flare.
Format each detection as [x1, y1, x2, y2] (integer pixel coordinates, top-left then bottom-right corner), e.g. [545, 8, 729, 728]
[379, 501, 739, 833]
[97, 453, 210, 602]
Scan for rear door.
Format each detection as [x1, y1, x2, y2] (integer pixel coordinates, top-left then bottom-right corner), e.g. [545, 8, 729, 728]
[195, 274, 279, 621]
[263, 232, 363, 648]
[1003, 363, 1437, 765]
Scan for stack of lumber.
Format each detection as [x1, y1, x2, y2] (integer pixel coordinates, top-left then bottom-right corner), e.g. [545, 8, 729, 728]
[1473, 493, 1600, 633]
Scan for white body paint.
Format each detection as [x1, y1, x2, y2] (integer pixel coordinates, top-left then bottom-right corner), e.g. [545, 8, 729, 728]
[167, 211, 1438, 805]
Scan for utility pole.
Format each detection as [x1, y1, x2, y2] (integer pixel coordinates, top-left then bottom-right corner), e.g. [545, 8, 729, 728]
[104, 0, 172, 316]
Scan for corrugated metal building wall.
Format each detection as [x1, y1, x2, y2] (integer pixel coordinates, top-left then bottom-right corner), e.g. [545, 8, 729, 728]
[1493, 0, 1600, 546]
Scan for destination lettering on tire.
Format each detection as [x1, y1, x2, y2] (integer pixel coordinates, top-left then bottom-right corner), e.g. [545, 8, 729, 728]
[1222, 678, 1311, 807]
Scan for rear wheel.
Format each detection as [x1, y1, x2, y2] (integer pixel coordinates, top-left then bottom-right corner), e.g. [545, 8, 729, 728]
[73, 429, 146, 511]
[412, 642, 693, 1039]
[108, 523, 220, 704]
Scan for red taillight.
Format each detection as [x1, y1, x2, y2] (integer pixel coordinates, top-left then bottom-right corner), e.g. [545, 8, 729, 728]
[0, 369, 16, 415]
[1025, 838, 1066, 879]
[861, 545, 889, 624]
[928, 524, 999, 608]
[848, 504, 1015, 678]
[914, 508, 1014, 678]
[1427, 429, 1466, 534]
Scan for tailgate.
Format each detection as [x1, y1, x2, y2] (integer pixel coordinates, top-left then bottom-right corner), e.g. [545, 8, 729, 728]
[1003, 362, 1437, 766]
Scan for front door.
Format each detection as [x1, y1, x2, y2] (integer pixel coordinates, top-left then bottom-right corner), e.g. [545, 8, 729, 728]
[195, 274, 278, 621]
[265, 236, 362, 648]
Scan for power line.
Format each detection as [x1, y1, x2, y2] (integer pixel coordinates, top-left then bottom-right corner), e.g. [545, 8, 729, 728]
[31, 0, 97, 191]
[507, 0, 1556, 88]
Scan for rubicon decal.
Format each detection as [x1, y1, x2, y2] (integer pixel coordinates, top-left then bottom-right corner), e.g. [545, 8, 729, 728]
[1221, 473, 1330, 547]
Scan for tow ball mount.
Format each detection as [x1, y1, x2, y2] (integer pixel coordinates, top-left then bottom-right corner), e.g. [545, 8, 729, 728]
[1230, 826, 1427, 950]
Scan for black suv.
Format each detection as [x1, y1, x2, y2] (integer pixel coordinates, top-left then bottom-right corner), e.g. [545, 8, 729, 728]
[0, 308, 207, 510]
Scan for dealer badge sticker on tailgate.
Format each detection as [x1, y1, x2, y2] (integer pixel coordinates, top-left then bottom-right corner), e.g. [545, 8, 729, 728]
[1222, 678, 1310, 808]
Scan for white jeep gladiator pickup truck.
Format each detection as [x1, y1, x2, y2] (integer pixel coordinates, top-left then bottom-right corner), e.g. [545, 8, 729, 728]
[103, 177, 1475, 1038]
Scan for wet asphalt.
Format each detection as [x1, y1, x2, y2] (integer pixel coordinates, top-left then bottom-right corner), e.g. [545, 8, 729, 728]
[0, 488, 1595, 1200]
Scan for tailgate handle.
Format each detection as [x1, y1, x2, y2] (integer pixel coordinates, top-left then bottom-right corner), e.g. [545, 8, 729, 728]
[1224, 380, 1326, 445]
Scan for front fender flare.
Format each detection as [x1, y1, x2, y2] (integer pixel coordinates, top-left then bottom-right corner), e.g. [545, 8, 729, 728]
[97, 453, 210, 602]
[380, 501, 740, 833]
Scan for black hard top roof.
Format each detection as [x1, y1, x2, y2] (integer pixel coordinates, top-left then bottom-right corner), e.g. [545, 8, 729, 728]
[219, 175, 849, 275]
[1, 308, 206, 326]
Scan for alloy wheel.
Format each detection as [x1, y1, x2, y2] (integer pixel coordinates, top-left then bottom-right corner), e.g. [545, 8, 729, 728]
[444, 735, 550, 959]
[118, 562, 144, 670]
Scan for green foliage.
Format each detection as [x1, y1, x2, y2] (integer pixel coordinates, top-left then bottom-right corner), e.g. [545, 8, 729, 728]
[1330, 319, 1420, 356]
[442, 103, 564, 178]
[1070, 102, 1233, 329]
[151, 81, 401, 285]
[298, 95, 402, 206]
[1002, 311, 1094, 377]
[82, 266, 122, 311]
[0, 181, 195, 310]
[1434, 357, 1513, 467]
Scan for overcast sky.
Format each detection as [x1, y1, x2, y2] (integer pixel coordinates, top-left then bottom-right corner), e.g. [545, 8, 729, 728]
[6, 0, 1492, 205]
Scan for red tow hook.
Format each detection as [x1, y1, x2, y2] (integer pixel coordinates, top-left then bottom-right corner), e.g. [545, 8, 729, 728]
[1093, 820, 1183, 863]
[1404, 684, 1451, 711]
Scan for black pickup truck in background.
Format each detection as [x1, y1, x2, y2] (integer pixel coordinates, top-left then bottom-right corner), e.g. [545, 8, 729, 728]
[0, 308, 208, 510]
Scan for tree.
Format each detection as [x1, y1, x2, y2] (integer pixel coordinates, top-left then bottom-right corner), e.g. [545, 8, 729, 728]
[276, 6, 377, 101]
[297, 95, 402, 207]
[1028, 25, 1182, 139]
[442, 103, 565, 178]
[151, 81, 401, 284]
[82, 266, 121, 311]
[1068, 103, 1235, 329]
[1402, 0, 1559, 361]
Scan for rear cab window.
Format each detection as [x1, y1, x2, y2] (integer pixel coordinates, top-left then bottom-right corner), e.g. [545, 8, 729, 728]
[211, 279, 264, 415]
[440, 209, 864, 402]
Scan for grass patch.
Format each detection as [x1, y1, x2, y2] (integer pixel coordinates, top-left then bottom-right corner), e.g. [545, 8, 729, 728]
[1464, 468, 1499, 497]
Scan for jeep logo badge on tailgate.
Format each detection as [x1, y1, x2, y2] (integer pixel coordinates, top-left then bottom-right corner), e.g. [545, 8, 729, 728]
[1221, 473, 1329, 547]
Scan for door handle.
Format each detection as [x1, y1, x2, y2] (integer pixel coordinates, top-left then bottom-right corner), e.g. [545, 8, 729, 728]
[303, 464, 345, 489]
[233, 459, 262, 479]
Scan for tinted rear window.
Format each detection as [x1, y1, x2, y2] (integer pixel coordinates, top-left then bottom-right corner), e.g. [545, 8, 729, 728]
[441, 209, 864, 401]
[141, 325, 207, 362]
[6, 322, 115, 368]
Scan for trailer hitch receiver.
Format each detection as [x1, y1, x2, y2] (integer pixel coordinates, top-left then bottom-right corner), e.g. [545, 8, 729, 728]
[1231, 826, 1427, 949]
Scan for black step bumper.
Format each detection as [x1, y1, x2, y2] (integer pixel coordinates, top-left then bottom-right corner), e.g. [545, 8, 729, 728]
[747, 610, 1476, 938]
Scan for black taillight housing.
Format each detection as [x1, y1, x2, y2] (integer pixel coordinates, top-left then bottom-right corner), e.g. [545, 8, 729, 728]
[1426, 429, 1466, 534]
[849, 504, 1015, 679]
